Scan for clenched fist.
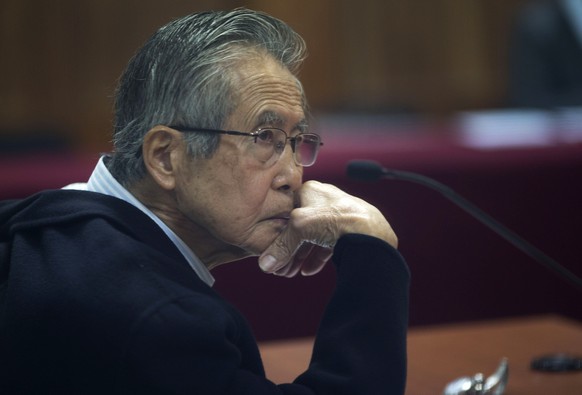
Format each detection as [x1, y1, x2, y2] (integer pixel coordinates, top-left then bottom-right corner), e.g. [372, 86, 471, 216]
[259, 180, 397, 277]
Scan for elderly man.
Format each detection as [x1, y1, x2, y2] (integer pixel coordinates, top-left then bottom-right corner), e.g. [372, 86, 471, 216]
[0, 9, 409, 394]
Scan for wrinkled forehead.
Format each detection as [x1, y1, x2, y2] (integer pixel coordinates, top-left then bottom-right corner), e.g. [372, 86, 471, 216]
[225, 53, 308, 130]
[228, 51, 307, 109]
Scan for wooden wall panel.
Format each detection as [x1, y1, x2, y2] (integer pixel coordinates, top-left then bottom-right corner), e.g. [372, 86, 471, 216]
[0, 0, 529, 150]
[0, 0, 241, 150]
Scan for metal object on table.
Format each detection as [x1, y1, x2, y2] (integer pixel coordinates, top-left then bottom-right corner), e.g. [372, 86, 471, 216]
[442, 358, 509, 395]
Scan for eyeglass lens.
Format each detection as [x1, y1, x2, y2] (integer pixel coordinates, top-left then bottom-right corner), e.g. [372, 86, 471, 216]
[256, 129, 320, 166]
[252, 129, 320, 167]
[295, 134, 320, 166]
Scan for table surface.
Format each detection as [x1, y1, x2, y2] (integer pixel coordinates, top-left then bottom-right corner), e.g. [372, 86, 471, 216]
[258, 315, 582, 394]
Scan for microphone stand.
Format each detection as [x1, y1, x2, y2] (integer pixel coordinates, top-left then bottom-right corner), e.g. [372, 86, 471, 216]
[347, 160, 582, 290]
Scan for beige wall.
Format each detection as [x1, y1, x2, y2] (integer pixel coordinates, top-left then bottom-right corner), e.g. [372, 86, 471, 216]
[0, 0, 528, 150]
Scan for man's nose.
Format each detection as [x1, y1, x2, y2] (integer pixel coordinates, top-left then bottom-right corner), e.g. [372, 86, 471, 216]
[274, 145, 303, 192]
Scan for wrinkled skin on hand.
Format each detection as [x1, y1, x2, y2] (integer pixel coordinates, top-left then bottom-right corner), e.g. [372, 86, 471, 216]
[259, 180, 398, 277]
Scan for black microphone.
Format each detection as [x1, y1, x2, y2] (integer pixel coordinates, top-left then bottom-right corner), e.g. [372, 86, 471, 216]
[347, 160, 387, 181]
[346, 160, 582, 290]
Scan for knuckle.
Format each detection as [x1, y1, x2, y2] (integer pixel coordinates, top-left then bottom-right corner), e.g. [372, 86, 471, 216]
[273, 233, 297, 257]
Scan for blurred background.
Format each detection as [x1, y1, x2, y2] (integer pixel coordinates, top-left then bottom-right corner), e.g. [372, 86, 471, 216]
[2, 0, 581, 340]
[2, 0, 573, 150]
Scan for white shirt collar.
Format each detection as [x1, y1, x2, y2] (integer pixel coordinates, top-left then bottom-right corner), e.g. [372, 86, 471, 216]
[65, 156, 215, 287]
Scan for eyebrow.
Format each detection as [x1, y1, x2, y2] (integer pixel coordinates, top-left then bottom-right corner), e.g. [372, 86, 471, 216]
[257, 110, 309, 133]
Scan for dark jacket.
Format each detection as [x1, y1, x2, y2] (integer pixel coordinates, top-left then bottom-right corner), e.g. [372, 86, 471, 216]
[0, 190, 409, 394]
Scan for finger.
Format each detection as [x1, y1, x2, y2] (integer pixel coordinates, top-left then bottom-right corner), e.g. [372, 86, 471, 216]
[300, 246, 333, 276]
[274, 244, 331, 278]
[273, 258, 302, 277]
[258, 222, 302, 273]
[274, 243, 313, 277]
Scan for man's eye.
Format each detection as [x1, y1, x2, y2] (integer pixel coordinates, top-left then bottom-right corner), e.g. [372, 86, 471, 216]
[256, 129, 275, 143]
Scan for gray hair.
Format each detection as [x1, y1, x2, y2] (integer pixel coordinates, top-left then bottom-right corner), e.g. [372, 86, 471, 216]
[107, 8, 307, 186]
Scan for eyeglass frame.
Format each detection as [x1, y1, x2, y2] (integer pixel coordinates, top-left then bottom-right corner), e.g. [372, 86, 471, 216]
[168, 125, 323, 167]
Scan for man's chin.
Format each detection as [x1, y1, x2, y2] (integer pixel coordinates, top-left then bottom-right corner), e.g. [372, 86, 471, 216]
[243, 232, 283, 257]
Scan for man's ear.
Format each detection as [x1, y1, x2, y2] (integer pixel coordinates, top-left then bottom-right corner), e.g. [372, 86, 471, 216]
[141, 126, 184, 191]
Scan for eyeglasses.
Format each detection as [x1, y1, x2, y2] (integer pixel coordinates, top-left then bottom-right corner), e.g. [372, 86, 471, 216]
[169, 126, 323, 167]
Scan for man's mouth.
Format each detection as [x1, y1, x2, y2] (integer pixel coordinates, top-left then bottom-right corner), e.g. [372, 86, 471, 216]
[266, 211, 291, 225]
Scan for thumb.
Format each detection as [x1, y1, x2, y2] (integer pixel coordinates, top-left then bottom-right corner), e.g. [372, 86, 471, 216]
[259, 224, 303, 273]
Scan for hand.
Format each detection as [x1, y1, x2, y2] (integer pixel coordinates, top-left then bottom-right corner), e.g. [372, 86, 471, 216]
[258, 180, 397, 277]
